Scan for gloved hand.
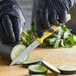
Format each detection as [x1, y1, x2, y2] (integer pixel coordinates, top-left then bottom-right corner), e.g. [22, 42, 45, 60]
[36, 0, 74, 37]
[0, 0, 25, 45]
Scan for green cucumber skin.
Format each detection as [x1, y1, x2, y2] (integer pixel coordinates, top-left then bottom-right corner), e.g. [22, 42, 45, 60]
[41, 60, 60, 74]
[28, 64, 47, 75]
[0, 42, 13, 61]
[22, 59, 42, 68]
[42, 63, 59, 74]
[23, 61, 40, 68]
[57, 65, 76, 75]
[58, 70, 76, 75]
[57, 68, 76, 75]
[29, 69, 47, 75]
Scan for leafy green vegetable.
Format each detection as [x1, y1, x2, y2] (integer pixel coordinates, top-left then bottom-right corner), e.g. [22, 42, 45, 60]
[21, 24, 76, 48]
[21, 29, 34, 47]
[35, 25, 76, 48]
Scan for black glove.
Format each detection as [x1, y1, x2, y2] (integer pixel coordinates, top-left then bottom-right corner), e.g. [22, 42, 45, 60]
[36, 0, 74, 37]
[0, 0, 25, 45]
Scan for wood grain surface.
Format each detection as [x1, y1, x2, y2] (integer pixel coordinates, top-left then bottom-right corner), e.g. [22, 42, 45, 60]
[0, 46, 76, 76]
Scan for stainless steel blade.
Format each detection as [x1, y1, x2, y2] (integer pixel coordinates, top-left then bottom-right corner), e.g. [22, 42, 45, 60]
[10, 40, 40, 66]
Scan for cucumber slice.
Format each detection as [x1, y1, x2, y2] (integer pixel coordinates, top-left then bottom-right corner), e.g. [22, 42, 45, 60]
[22, 58, 43, 68]
[11, 44, 29, 64]
[57, 65, 76, 74]
[28, 64, 48, 75]
[41, 60, 60, 74]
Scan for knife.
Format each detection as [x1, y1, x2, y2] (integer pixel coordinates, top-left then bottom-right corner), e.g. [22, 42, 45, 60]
[10, 14, 71, 66]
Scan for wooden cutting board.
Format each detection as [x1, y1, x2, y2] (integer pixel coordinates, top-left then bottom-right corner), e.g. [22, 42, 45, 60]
[0, 46, 76, 76]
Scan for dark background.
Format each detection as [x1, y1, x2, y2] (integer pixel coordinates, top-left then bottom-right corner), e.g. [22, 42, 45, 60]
[66, 4, 76, 34]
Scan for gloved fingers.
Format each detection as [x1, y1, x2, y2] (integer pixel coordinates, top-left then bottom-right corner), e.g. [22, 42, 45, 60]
[41, 18, 54, 33]
[58, 10, 67, 23]
[36, 23, 44, 38]
[36, 17, 54, 38]
[36, 16, 44, 38]
[36, 5, 46, 38]
[48, 7, 60, 26]
[0, 19, 9, 43]
[2, 15, 15, 44]
[0, 20, 3, 41]
[10, 16, 21, 43]
[41, 11, 54, 32]
[46, 21, 54, 32]
[36, 20, 54, 38]
[36, 9, 54, 37]
[47, 0, 70, 25]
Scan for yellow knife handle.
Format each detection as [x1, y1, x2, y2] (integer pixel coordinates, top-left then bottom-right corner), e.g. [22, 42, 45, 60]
[36, 14, 71, 43]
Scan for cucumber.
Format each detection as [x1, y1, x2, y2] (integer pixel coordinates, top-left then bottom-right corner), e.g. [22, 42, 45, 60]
[28, 64, 48, 75]
[11, 44, 29, 64]
[22, 58, 43, 68]
[57, 65, 76, 74]
[0, 42, 13, 61]
[41, 60, 60, 74]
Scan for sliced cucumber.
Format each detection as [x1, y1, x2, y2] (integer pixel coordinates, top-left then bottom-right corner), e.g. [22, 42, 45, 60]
[11, 44, 29, 64]
[57, 65, 76, 74]
[22, 58, 43, 68]
[41, 60, 60, 74]
[28, 64, 48, 75]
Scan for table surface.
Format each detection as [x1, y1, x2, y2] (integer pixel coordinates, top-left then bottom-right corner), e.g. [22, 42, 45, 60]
[0, 46, 76, 76]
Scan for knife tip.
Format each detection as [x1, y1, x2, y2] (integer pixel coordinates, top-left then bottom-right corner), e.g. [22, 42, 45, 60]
[10, 61, 15, 66]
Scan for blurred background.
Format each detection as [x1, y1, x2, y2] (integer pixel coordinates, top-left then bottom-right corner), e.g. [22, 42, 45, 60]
[17, 0, 33, 30]
[66, 4, 76, 34]
[17, 0, 76, 34]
